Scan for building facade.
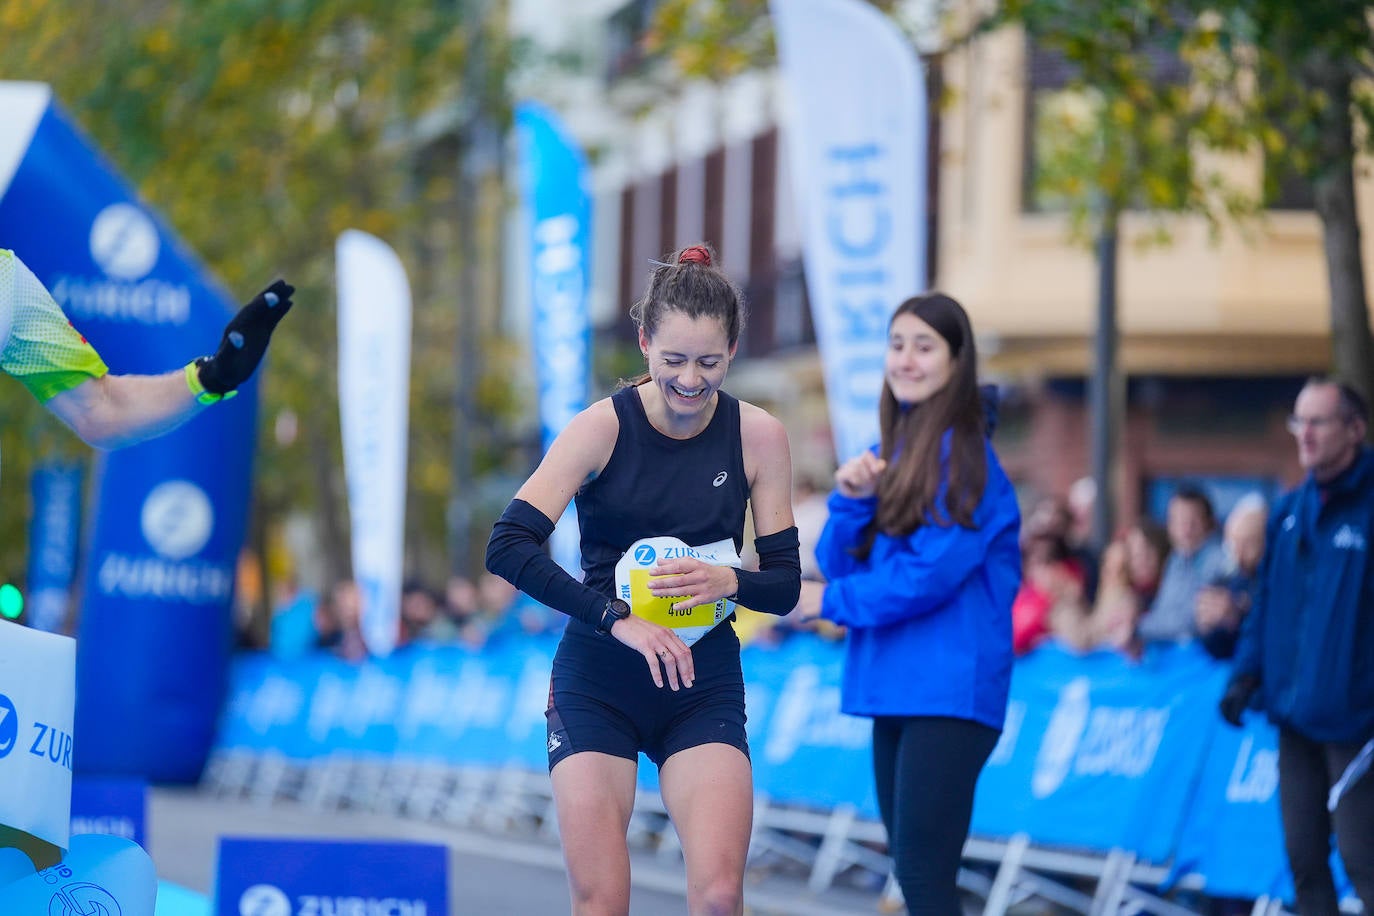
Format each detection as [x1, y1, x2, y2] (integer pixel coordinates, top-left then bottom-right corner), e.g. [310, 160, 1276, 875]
[509, 1, 1373, 523]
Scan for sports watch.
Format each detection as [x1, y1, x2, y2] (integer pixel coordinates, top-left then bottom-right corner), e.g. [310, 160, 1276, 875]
[596, 598, 631, 636]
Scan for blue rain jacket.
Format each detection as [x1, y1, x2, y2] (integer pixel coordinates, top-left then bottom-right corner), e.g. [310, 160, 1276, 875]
[816, 437, 1021, 729]
[1233, 446, 1374, 744]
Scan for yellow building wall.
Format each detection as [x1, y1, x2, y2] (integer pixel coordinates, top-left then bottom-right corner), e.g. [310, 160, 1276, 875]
[937, 28, 1359, 377]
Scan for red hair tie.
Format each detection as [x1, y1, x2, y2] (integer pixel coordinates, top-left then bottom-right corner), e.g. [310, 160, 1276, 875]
[679, 245, 712, 266]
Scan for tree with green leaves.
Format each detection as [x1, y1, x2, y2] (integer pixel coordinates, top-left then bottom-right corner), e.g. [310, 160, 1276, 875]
[1, 0, 521, 633]
[1193, 0, 1374, 406]
[648, 0, 1374, 537]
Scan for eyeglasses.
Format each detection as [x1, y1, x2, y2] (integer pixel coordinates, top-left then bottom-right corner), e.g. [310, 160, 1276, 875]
[1286, 414, 1348, 435]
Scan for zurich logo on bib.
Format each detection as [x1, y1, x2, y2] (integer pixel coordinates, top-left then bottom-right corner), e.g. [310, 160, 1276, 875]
[615, 536, 741, 647]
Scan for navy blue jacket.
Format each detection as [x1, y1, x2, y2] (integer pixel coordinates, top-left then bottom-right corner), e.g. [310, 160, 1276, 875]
[1233, 446, 1374, 744]
[815, 436, 1021, 729]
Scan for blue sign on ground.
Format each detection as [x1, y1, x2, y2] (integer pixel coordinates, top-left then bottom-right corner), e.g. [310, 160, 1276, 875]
[215, 837, 448, 915]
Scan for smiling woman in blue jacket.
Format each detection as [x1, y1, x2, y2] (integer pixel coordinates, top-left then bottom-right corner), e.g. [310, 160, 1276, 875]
[796, 292, 1021, 916]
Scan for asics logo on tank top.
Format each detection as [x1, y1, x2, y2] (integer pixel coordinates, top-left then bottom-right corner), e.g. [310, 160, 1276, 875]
[713, 471, 728, 487]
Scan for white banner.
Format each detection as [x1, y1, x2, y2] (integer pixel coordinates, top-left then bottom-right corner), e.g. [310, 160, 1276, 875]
[337, 230, 412, 657]
[0, 620, 75, 860]
[771, 0, 926, 463]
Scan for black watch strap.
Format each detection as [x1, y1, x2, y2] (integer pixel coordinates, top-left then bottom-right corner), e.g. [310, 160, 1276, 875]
[596, 598, 630, 636]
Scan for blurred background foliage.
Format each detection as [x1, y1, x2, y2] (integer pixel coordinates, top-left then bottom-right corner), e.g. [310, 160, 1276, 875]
[1, 0, 528, 602]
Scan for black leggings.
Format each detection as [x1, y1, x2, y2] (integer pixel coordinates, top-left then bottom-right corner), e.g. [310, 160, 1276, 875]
[872, 715, 1000, 916]
[1277, 727, 1374, 915]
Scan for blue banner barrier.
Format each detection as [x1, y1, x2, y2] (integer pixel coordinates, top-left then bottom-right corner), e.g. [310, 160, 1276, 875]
[219, 634, 560, 772]
[217, 633, 877, 813]
[215, 837, 447, 916]
[973, 643, 1227, 863]
[216, 634, 1342, 902]
[1169, 711, 1354, 903]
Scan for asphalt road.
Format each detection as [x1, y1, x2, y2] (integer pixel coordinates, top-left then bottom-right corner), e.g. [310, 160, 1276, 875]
[147, 787, 892, 915]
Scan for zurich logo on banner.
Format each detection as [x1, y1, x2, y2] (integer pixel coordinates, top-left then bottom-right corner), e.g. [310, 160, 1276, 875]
[972, 644, 1224, 864]
[771, 0, 926, 464]
[216, 837, 448, 916]
[0, 81, 257, 782]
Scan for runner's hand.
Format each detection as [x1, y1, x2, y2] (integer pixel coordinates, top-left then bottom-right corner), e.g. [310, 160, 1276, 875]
[197, 279, 295, 394]
[646, 557, 738, 610]
[609, 615, 695, 690]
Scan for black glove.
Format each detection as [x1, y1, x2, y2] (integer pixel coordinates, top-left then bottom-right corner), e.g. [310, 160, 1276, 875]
[196, 279, 295, 395]
[1219, 673, 1260, 727]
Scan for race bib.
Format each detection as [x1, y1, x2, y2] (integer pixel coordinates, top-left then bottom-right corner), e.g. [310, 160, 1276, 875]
[614, 537, 740, 647]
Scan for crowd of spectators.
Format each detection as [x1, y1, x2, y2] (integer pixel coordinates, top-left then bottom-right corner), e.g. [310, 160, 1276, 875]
[265, 570, 564, 662]
[1009, 482, 1268, 663]
[261, 476, 1270, 665]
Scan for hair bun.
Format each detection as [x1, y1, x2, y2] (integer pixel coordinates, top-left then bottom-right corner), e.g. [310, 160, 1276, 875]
[678, 245, 712, 266]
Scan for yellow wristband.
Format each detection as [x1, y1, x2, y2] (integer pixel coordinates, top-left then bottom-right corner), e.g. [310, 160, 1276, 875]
[184, 360, 238, 405]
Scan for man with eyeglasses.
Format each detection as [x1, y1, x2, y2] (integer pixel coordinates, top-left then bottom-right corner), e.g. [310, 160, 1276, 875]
[1220, 377, 1374, 915]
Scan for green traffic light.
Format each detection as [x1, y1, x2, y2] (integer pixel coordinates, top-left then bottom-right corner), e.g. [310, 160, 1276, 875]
[0, 584, 23, 620]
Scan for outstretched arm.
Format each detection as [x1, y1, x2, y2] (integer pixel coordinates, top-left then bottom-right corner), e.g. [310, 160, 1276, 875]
[46, 371, 202, 449]
[38, 279, 294, 449]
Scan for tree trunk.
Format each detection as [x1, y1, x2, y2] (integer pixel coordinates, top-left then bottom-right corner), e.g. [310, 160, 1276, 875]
[1309, 61, 1374, 411]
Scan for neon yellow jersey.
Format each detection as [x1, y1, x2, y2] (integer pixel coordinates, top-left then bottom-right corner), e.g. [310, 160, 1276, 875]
[0, 249, 108, 402]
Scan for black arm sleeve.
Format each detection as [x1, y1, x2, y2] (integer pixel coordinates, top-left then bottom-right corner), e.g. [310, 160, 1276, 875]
[484, 498, 605, 627]
[734, 526, 802, 615]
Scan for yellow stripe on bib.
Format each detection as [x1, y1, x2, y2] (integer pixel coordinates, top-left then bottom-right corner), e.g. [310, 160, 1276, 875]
[629, 568, 718, 627]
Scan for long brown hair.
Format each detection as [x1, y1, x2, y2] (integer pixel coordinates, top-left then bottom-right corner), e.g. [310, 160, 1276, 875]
[858, 293, 987, 559]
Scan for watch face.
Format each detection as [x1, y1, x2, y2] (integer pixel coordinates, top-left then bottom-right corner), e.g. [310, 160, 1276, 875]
[610, 599, 631, 618]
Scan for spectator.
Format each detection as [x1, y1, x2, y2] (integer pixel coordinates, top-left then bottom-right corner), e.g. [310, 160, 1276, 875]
[1221, 378, 1374, 915]
[268, 577, 320, 660]
[1137, 486, 1227, 644]
[1012, 534, 1085, 655]
[316, 579, 367, 663]
[1054, 519, 1169, 659]
[398, 579, 444, 647]
[795, 292, 1020, 915]
[1025, 492, 1098, 602]
[1067, 475, 1097, 550]
[434, 574, 480, 644]
[1194, 494, 1267, 659]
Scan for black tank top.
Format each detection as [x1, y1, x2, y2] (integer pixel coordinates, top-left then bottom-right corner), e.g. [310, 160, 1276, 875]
[575, 384, 750, 603]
